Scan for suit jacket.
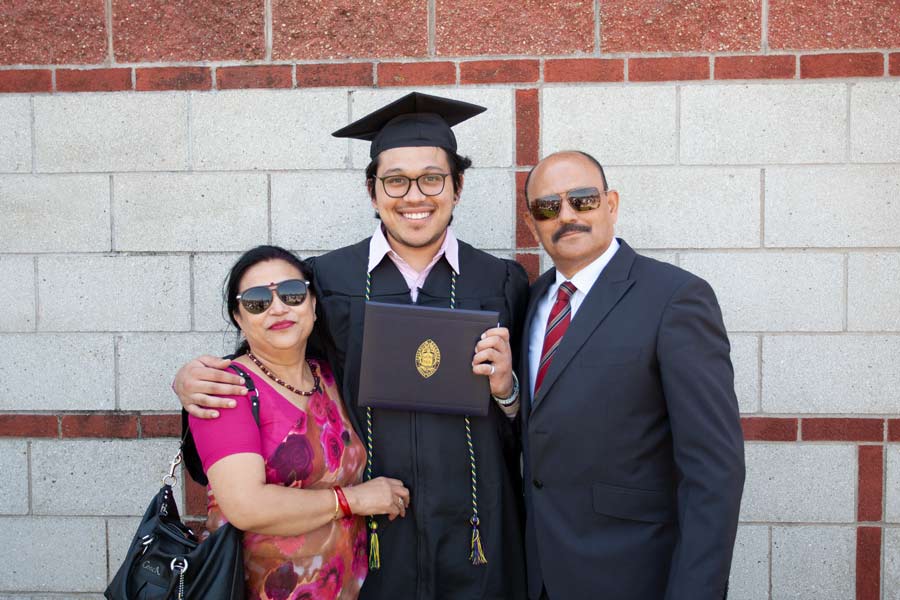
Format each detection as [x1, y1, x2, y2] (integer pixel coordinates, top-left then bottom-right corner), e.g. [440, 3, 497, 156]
[521, 239, 745, 600]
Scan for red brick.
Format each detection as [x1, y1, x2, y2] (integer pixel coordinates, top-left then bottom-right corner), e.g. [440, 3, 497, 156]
[889, 419, 900, 442]
[858, 446, 883, 522]
[0, 415, 58, 438]
[516, 253, 541, 283]
[185, 476, 209, 516]
[545, 59, 624, 83]
[516, 89, 539, 167]
[0, 69, 52, 93]
[57, 68, 132, 92]
[740, 417, 797, 441]
[770, 0, 900, 50]
[602, 0, 761, 52]
[273, 0, 427, 60]
[460, 60, 539, 84]
[801, 418, 883, 442]
[0, 0, 107, 65]
[217, 65, 292, 90]
[857, 527, 881, 600]
[378, 62, 455, 87]
[629, 57, 710, 82]
[112, 0, 264, 62]
[296, 63, 373, 87]
[801, 53, 884, 78]
[891, 53, 900, 76]
[436, 0, 593, 56]
[135, 67, 212, 91]
[715, 55, 796, 80]
[516, 172, 539, 248]
[61, 414, 138, 438]
[140, 414, 182, 438]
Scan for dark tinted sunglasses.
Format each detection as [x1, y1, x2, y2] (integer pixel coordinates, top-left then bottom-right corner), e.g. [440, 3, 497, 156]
[236, 279, 310, 314]
[528, 187, 607, 221]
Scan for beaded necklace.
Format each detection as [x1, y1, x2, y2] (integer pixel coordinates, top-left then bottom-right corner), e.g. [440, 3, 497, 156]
[246, 352, 320, 397]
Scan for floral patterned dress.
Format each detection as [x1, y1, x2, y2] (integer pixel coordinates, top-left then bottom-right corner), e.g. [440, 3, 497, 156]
[190, 358, 368, 600]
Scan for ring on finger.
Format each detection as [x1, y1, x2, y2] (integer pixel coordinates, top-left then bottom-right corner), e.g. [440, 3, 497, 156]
[489, 364, 496, 376]
[396, 498, 404, 508]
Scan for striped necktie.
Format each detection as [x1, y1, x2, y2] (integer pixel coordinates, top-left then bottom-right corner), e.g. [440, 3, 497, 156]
[534, 281, 577, 395]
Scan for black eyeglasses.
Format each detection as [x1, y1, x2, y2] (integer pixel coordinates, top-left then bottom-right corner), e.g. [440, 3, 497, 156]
[528, 187, 607, 221]
[376, 173, 450, 198]
[236, 279, 310, 314]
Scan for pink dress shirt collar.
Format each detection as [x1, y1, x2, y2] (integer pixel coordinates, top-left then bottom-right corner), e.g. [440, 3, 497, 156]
[367, 225, 460, 302]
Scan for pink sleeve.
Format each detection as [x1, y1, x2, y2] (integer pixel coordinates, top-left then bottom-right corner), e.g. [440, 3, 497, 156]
[188, 393, 262, 473]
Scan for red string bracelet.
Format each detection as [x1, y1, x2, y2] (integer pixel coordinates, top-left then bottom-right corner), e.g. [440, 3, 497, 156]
[333, 485, 353, 518]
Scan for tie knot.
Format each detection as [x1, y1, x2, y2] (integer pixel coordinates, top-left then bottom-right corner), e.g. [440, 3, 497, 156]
[557, 281, 576, 301]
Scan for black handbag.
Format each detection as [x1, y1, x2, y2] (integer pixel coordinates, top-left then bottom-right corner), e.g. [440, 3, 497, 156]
[106, 364, 258, 600]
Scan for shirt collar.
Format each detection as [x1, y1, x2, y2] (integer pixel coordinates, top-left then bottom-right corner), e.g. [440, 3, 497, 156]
[553, 237, 620, 293]
[367, 225, 460, 275]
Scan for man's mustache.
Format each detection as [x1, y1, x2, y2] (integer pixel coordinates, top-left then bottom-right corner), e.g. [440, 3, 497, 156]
[552, 223, 591, 243]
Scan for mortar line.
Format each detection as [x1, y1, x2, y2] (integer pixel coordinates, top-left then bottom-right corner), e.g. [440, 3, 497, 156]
[427, 0, 436, 57]
[26, 440, 33, 514]
[106, 519, 112, 583]
[186, 94, 193, 169]
[267, 173, 273, 243]
[759, 168, 766, 247]
[189, 254, 196, 331]
[761, 0, 769, 53]
[265, 0, 274, 61]
[842, 253, 849, 331]
[105, 0, 114, 64]
[756, 334, 763, 412]
[113, 334, 121, 410]
[767, 525, 773, 599]
[33, 256, 40, 332]
[674, 86, 681, 165]
[109, 174, 116, 251]
[50, 68, 56, 92]
[30, 96, 36, 173]
[845, 83, 852, 163]
[594, 0, 601, 55]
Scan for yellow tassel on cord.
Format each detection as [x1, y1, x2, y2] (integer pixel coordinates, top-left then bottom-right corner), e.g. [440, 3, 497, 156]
[469, 516, 487, 565]
[368, 519, 381, 570]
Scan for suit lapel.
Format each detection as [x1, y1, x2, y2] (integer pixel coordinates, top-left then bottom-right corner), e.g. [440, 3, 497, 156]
[531, 241, 637, 412]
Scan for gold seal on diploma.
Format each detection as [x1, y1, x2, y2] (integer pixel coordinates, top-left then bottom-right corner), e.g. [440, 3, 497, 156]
[415, 339, 441, 378]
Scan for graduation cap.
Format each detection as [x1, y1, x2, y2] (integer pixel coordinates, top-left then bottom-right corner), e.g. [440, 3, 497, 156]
[332, 92, 486, 159]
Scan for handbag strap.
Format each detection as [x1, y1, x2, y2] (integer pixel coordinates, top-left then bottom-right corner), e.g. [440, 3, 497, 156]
[225, 362, 260, 426]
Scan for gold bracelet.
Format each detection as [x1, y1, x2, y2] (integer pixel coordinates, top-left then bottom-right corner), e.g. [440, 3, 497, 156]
[332, 488, 341, 521]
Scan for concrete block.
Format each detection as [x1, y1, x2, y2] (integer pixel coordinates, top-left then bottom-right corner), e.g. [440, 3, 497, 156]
[192, 253, 242, 332]
[885, 528, 900, 598]
[114, 173, 268, 251]
[728, 525, 769, 600]
[349, 88, 514, 169]
[0, 517, 107, 592]
[271, 171, 375, 251]
[38, 255, 190, 332]
[633, 250, 678, 266]
[542, 86, 677, 165]
[0, 334, 114, 411]
[680, 252, 844, 332]
[731, 334, 760, 413]
[762, 335, 900, 413]
[450, 169, 514, 250]
[0, 257, 35, 332]
[33, 93, 189, 172]
[191, 89, 347, 170]
[765, 166, 900, 247]
[0, 96, 31, 173]
[771, 526, 855, 600]
[851, 81, 900, 162]
[118, 333, 232, 411]
[740, 443, 856, 522]
[107, 516, 143, 582]
[32, 439, 181, 516]
[610, 167, 760, 248]
[0, 440, 28, 515]
[888, 446, 900, 523]
[681, 83, 846, 164]
[849, 253, 900, 331]
[0, 175, 110, 252]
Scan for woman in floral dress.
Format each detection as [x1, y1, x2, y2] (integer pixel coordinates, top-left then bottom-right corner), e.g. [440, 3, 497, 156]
[189, 245, 409, 600]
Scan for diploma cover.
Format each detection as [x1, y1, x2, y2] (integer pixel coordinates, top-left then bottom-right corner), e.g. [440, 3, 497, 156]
[358, 301, 499, 416]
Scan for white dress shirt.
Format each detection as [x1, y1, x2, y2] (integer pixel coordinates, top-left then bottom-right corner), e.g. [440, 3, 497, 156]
[527, 238, 620, 397]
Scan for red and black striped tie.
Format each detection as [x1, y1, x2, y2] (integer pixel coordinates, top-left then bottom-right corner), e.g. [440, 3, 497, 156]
[534, 281, 577, 395]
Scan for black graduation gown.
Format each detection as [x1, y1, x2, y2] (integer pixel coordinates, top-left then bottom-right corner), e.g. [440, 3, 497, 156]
[310, 237, 529, 600]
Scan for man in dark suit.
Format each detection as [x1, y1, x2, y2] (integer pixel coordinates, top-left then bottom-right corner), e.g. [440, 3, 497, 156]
[520, 150, 745, 599]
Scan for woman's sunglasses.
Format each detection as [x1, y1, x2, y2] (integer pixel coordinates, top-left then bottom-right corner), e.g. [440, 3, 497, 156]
[236, 279, 310, 314]
[528, 186, 607, 221]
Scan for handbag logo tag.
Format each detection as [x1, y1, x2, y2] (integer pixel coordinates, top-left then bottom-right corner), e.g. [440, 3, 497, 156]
[415, 339, 441, 378]
[141, 560, 163, 577]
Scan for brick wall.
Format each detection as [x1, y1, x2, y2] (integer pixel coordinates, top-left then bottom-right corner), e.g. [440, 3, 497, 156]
[0, 1, 898, 598]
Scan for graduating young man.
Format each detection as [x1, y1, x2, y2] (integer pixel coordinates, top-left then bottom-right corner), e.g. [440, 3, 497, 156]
[175, 92, 529, 600]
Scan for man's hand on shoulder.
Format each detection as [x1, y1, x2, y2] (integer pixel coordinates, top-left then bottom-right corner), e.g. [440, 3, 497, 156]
[175, 355, 247, 419]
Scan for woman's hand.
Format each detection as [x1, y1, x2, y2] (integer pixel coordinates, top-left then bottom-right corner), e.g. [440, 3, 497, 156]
[343, 477, 410, 521]
[174, 355, 248, 419]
